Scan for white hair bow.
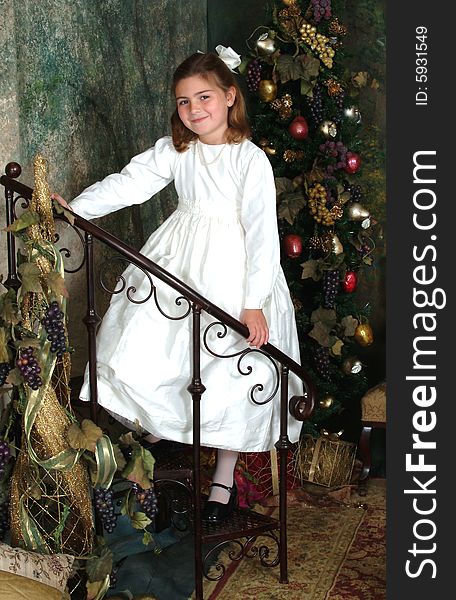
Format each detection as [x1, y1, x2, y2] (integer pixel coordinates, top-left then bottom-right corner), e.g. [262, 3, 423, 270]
[215, 45, 241, 72]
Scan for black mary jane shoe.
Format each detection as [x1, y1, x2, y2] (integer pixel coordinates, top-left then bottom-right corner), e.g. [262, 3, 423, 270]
[202, 482, 237, 524]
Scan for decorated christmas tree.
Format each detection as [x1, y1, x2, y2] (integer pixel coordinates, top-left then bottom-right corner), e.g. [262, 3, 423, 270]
[240, 0, 384, 439]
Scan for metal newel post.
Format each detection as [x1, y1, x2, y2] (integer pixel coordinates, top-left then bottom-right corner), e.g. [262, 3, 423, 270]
[187, 303, 206, 600]
[276, 364, 291, 584]
[82, 232, 101, 425]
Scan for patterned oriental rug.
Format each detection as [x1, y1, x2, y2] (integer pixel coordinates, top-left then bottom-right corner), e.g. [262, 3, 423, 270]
[197, 479, 386, 600]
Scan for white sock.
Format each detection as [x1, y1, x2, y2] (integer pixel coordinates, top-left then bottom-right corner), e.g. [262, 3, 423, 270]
[208, 449, 238, 504]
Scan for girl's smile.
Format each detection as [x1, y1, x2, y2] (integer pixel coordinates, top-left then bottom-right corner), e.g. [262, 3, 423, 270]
[175, 74, 235, 145]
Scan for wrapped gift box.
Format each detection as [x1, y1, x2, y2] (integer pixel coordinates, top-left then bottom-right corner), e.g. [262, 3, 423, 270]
[295, 434, 356, 488]
[239, 446, 299, 498]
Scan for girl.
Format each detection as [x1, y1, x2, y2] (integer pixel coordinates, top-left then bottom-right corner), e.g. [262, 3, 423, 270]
[52, 49, 303, 523]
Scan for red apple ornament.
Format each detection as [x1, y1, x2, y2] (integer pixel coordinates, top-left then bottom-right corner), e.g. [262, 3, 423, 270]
[283, 234, 303, 258]
[344, 152, 361, 174]
[288, 116, 309, 140]
[342, 270, 358, 293]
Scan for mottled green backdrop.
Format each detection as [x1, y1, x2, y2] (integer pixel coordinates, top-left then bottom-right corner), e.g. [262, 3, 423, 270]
[1, 0, 207, 373]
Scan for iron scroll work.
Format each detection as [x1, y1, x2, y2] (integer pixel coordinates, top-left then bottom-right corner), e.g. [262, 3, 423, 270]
[2, 161, 316, 599]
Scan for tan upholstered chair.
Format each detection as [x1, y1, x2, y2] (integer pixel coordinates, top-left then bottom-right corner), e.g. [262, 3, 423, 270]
[357, 382, 386, 495]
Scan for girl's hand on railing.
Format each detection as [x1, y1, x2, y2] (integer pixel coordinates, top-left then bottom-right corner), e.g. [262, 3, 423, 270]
[51, 193, 73, 211]
[241, 309, 269, 349]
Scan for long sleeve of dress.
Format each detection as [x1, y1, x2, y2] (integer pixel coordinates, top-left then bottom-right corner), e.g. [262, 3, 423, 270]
[240, 150, 280, 309]
[69, 136, 176, 220]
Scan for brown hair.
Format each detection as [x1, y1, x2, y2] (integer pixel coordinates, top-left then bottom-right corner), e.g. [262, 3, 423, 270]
[171, 52, 251, 152]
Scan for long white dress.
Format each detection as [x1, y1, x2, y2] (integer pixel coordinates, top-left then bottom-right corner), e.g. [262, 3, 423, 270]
[70, 136, 303, 452]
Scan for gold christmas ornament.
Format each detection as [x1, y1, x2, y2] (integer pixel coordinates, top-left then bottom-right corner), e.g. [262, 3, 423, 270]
[309, 234, 323, 251]
[344, 105, 362, 124]
[256, 32, 277, 56]
[330, 233, 344, 255]
[264, 146, 277, 156]
[258, 137, 277, 156]
[329, 17, 348, 37]
[342, 356, 363, 374]
[325, 78, 343, 96]
[347, 202, 370, 221]
[271, 93, 293, 119]
[354, 323, 374, 346]
[283, 149, 305, 163]
[319, 395, 334, 409]
[258, 79, 278, 102]
[282, 0, 297, 5]
[319, 120, 338, 138]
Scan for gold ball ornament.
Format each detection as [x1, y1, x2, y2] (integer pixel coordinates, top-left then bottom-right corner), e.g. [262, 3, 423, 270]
[330, 233, 344, 255]
[354, 323, 374, 346]
[319, 395, 334, 409]
[259, 138, 277, 157]
[347, 202, 370, 221]
[258, 79, 278, 103]
[319, 120, 338, 138]
[256, 32, 277, 56]
[282, 0, 297, 5]
[342, 356, 363, 374]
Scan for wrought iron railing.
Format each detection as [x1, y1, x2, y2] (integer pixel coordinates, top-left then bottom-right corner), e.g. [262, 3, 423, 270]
[1, 161, 316, 599]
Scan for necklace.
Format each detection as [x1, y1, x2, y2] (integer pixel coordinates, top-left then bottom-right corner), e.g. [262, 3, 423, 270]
[196, 140, 226, 166]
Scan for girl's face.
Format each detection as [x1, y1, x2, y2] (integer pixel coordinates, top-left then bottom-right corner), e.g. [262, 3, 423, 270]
[175, 74, 236, 145]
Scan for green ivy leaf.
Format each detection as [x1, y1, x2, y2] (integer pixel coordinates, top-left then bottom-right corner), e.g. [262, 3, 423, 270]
[0, 289, 19, 325]
[311, 307, 337, 328]
[6, 368, 22, 386]
[122, 447, 153, 489]
[277, 192, 306, 225]
[142, 530, 154, 546]
[308, 321, 336, 348]
[341, 315, 359, 337]
[301, 259, 322, 282]
[112, 443, 127, 472]
[47, 271, 69, 299]
[85, 547, 113, 583]
[331, 338, 344, 356]
[66, 419, 103, 452]
[4, 209, 40, 233]
[130, 511, 152, 530]
[18, 262, 43, 295]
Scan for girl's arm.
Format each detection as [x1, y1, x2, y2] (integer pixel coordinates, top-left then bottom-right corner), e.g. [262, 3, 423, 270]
[240, 149, 281, 348]
[65, 136, 177, 221]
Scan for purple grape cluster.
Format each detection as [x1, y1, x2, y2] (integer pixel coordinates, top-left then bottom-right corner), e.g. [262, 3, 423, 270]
[0, 497, 9, 541]
[307, 85, 324, 124]
[94, 487, 117, 533]
[0, 440, 11, 480]
[358, 242, 372, 258]
[323, 269, 340, 308]
[319, 140, 348, 175]
[344, 181, 363, 201]
[133, 483, 159, 520]
[16, 347, 43, 390]
[0, 363, 10, 387]
[42, 301, 67, 357]
[313, 346, 331, 380]
[109, 564, 120, 589]
[311, 0, 332, 23]
[246, 58, 262, 92]
[332, 91, 345, 124]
